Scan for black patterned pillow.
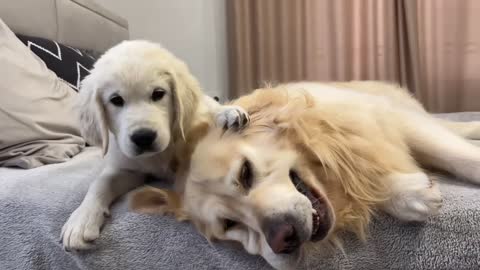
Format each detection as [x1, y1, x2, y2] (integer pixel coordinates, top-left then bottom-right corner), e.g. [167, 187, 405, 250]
[15, 34, 100, 92]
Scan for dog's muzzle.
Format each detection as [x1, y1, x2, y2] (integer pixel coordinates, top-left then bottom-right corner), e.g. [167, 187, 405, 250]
[262, 214, 307, 254]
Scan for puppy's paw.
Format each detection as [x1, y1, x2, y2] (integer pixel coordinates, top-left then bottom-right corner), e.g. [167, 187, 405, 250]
[384, 173, 442, 222]
[215, 105, 250, 130]
[60, 203, 109, 251]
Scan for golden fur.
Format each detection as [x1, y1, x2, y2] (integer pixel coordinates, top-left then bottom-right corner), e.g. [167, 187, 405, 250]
[130, 81, 480, 270]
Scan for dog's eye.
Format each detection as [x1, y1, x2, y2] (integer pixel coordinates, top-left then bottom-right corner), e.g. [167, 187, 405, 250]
[223, 219, 238, 231]
[239, 159, 253, 190]
[110, 95, 124, 107]
[151, 88, 166, 101]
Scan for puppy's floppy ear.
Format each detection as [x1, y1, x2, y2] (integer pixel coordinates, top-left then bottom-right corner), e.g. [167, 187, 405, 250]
[169, 61, 201, 140]
[128, 186, 187, 221]
[76, 74, 109, 155]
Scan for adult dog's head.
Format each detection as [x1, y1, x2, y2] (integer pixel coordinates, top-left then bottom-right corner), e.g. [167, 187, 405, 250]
[184, 131, 338, 269]
[130, 88, 391, 269]
[78, 40, 200, 157]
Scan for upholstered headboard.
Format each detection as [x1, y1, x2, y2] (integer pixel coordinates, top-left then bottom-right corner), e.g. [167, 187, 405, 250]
[0, 0, 128, 52]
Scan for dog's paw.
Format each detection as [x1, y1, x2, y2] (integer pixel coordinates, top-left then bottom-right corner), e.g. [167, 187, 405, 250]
[215, 105, 250, 130]
[60, 203, 109, 251]
[384, 173, 442, 222]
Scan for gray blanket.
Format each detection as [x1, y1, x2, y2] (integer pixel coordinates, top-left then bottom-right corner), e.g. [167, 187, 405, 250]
[1, 113, 480, 270]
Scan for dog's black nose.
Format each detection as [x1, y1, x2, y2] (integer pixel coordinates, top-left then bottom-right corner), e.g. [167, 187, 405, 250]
[131, 129, 157, 149]
[265, 222, 300, 254]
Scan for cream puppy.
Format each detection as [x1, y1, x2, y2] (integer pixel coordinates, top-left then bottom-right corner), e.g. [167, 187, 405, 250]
[60, 40, 249, 250]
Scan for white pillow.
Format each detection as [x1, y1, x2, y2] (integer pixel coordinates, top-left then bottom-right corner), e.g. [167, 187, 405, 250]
[0, 18, 85, 168]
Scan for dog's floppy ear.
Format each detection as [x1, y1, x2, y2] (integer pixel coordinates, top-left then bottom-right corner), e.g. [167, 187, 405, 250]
[77, 74, 109, 155]
[128, 186, 187, 221]
[278, 101, 389, 239]
[169, 61, 201, 140]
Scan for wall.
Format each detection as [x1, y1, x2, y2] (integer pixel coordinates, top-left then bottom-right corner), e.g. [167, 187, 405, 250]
[94, 0, 229, 100]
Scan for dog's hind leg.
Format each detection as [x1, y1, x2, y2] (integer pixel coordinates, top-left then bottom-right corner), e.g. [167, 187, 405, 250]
[402, 112, 480, 184]
[436, 118, 480, 140]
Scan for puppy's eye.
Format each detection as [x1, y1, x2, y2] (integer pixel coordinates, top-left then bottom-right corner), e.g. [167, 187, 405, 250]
[223, 219, 238, 231]
[239, 159, 253, 190]
[110, 95, 124, 107]
[151, 88, 166, 101]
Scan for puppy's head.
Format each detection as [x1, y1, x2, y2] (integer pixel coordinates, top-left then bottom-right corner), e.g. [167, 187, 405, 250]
[77, 40, 200, 157]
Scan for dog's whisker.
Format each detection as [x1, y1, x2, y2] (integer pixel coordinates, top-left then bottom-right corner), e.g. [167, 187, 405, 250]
[295, 181, 302, 189]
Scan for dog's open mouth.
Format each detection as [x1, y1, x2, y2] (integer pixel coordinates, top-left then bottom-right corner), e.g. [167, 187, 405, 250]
[289, 170, 331, 242]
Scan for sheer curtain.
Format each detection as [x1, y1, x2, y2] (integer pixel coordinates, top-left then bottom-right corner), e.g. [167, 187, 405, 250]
[227, 0, 480, 112]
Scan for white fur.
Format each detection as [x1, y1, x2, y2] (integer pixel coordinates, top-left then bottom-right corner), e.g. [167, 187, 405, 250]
[60, 40, 249, 250]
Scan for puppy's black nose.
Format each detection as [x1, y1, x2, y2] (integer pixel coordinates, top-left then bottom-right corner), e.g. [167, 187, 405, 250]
[265, 223, 300, 254]
[131, 128, 157, 149]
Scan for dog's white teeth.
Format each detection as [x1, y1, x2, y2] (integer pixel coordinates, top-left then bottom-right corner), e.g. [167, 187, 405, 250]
[312, 209, 317, 214]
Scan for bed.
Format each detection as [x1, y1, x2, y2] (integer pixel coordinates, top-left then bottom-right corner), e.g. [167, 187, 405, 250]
[1, 1, 480, 269]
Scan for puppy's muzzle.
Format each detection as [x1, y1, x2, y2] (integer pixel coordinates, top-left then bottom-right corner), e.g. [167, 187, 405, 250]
[130, 128, 157, 150]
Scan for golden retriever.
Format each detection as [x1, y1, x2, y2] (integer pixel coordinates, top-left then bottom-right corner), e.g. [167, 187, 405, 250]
[129, 81, 480, 269]
[60, 40, 249, 250]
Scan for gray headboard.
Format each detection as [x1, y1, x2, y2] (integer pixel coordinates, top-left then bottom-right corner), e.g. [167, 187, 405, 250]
[0, 0, 129, 52]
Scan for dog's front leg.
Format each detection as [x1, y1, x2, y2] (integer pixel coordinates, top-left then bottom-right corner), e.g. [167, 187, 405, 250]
[60, 167, 143, 250]
[381, 172, 442, 222]
[203, 95, 250, 130]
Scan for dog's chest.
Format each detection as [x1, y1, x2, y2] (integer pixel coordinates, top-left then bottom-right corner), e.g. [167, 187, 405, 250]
[137, 157, 170, 176]
[135, 153, 175, 178]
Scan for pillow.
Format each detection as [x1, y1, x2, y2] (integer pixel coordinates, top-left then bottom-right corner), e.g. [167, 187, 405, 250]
[0, 18, 85, 169]
[15, 34, 99, 92]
